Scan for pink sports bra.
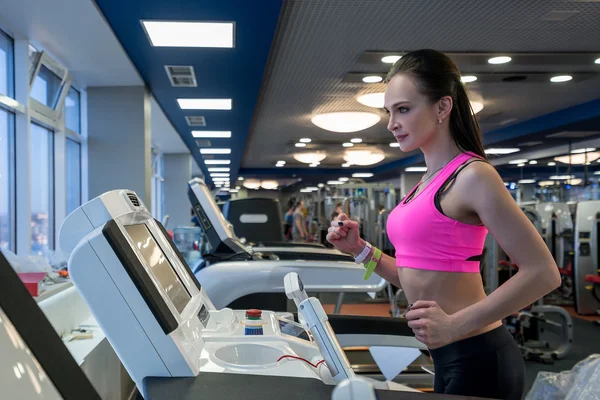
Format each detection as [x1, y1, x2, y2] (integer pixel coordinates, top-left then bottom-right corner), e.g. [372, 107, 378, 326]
[386, 152, 488, 273]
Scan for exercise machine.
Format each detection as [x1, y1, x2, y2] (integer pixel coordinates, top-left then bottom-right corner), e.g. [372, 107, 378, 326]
[574, 201, 600, 315]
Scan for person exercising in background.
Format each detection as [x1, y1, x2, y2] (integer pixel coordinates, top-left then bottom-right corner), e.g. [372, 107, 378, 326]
[326, 49, 560, 399]
[291, 200, 307, 242]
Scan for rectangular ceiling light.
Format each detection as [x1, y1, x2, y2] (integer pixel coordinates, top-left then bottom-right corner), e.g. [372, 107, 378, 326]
[204, 160, 231, 165]
[208, 167, 230, 172]
[200, 148, 231, 155]
[192, 131, 232, 138]
[405, 167, 427, 172]
[210, 173, 230, 177]
[178, 99, 232, 110]
[485, 148, 520, 155]
[142, 21, 234, 48]
[352, 173, 374, 178]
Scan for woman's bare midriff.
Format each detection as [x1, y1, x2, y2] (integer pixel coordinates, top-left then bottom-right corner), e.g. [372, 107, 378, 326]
[398, 267, 503, 347]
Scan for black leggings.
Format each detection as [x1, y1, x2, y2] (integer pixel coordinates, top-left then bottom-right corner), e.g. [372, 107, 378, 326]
[429, 326, 526, 400]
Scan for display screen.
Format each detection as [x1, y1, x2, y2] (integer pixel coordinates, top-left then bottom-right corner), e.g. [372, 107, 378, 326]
[279, 319, 310, 341]
[124, 224, 191, 314]
[198, 304, 210, 328]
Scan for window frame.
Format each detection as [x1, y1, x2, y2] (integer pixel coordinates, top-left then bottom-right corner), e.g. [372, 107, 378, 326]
[0, 108, 15, 252]
[65, 136, 82, 215]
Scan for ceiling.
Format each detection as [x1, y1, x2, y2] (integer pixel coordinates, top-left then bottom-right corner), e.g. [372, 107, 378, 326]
[0, 0, 142, 87]
[93, 0, 600, 188]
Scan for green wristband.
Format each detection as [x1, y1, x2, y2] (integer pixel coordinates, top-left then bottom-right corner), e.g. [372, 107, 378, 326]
[363, 248, 382, 280]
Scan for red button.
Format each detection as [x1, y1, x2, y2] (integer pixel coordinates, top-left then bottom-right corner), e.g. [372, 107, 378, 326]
[246, 309, 262, 318]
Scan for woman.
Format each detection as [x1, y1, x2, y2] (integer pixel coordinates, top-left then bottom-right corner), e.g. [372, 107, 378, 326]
[291, 200, 307, 242]
[326, 49, 560, 399]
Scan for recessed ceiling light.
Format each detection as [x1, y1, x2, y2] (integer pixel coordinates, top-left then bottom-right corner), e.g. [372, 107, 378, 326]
[390, 142, 400, 148]
[295, 143, 307, 147]
[311, 112, 380, 133]
[327, 180, 342, 185]
[518, 179, 536, 184]
[343, 142, 354, 147]
[405, 167, 427, 172]
[351, 138, 363, 143]
[200, 148, 231, 154]
[595, 57, 600, 64]
[342, 163, 351, 168]
[344, 149, 385, 166]
[548, 162, 556, 166]
[210, 173, 230, 177]
[461, 75, 478, 83]
[488, 56, 512, 64]
[485, 148, 520, 155]
[309, 163, 319, 167]
[192, 131, 231, 138]
[318, 183, 324, 188]
[550, 75, 572, 83]
[204, 159, 231, 165]
[261, 180, 279, 190]
[238, 177, 244, 180]
[178, 98, 232, 110]
[517, 163, 525, 167]
[235, 186, 241, 190]
[213, 177, 229, 182]
[352, 173, 374, 178]
[293, 152, 327, 164]
[382, 55, 402, 64]
[142, 21, 234, 48]
[509, 159, 529, 165]
[529, 160, 538, 165]
[229, 189, 239, 193]
[357, 92, 384, 108]
[276, 160, 286, 164]
[276, 164, 284, 167]
[571, 148, 596, 154]
[362, 76, 383, 83]
[338, 177, 349, 182]
[208, 167, 230, 172]
[299, 138, 312, 143]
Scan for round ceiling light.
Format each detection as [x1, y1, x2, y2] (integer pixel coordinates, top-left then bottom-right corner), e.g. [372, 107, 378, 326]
[299, 138, 311, 143]
[550, 75, 572, 83]
[470, 101, 484, 115]
[343, 142, 354, 147]
[311, 112, 381, 133]
[554, 152, 600, 165]
[461, 75, 477, 83]
[390, 142, 400, 148]
[382, 55, 402, 64]
[351, 138, 363, 143]
[488, 56, 511, 64]
[293, 152, 327, 164]
[341, 163, 350, 168]
[357, 92, 384, 108]
[343, 149, 385, 166]
[595, 57, 600, 64]
[362, 76, 383, 83]
[243, 179, 261, 190]
[260, 180, 279, 190]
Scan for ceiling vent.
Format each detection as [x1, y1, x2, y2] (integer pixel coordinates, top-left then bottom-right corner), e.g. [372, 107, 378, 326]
[195, 139, 212, 147]
[165, 65, 197, 87]
[546, 131, 599, 139]
[185, 116, 207, 126]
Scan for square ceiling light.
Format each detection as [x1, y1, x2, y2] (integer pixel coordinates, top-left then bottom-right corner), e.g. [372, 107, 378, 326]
[178, 99, 232, 110]
[142, 21, 234, 48]
[192, 131, 232, 138]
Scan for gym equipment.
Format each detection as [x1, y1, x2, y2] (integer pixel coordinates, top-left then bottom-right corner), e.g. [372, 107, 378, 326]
[574, 200, 600, 315]
[0, 250, 101, 399]
[58, 189, 427, 398]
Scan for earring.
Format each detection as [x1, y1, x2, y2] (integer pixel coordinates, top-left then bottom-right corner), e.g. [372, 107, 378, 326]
[438, 119, 442, 124]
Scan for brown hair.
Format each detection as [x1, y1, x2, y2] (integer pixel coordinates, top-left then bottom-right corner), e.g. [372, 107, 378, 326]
[386, 49, 487, 160]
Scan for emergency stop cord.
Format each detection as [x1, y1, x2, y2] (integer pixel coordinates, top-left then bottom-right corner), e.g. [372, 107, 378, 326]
[277, 355, 325, 368]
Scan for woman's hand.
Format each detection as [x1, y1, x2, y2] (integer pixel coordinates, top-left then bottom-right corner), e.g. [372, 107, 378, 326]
[326, 213, 364, 256]
[405, 300, 461, 348]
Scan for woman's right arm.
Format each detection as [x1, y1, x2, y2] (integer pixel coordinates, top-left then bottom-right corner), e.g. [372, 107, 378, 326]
[327, 213, 401, 288]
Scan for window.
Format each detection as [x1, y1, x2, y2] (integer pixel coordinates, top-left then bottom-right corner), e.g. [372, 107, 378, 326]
[0, 30, 14, 98]
[151, 151, 164, 221]
[30, 65, 62, 108]
[65, 138, 81, 215]
[65, 86, 80, 132]
[30, 124, 54, 258]
[0, 109, 13, 251]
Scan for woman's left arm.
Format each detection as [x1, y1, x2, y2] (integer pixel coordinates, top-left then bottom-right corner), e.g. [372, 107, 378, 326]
[451, 162, 561, 336]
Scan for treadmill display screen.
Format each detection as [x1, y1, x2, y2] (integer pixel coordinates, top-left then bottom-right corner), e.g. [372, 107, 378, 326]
[278, 319, 310, 341]
[125, 224, 191, 314]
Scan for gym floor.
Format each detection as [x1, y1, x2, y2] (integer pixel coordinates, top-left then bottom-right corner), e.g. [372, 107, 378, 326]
[319, 293, 600, 393]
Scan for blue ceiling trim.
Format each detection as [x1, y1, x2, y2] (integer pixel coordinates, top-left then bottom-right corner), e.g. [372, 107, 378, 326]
[94, 0, 284, 187]
[238, 168, 366, 177]
[372, 97, 600, 175]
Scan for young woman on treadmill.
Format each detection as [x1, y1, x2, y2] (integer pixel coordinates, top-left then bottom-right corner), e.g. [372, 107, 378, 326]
[326, 49, 560, 400]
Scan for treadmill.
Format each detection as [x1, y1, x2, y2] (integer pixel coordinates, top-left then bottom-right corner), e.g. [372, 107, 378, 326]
[189, 178, 353, 262]
[0, 250, 102, 400]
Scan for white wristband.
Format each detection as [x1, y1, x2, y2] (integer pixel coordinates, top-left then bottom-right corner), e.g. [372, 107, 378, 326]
[354, 242, 372, 264]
